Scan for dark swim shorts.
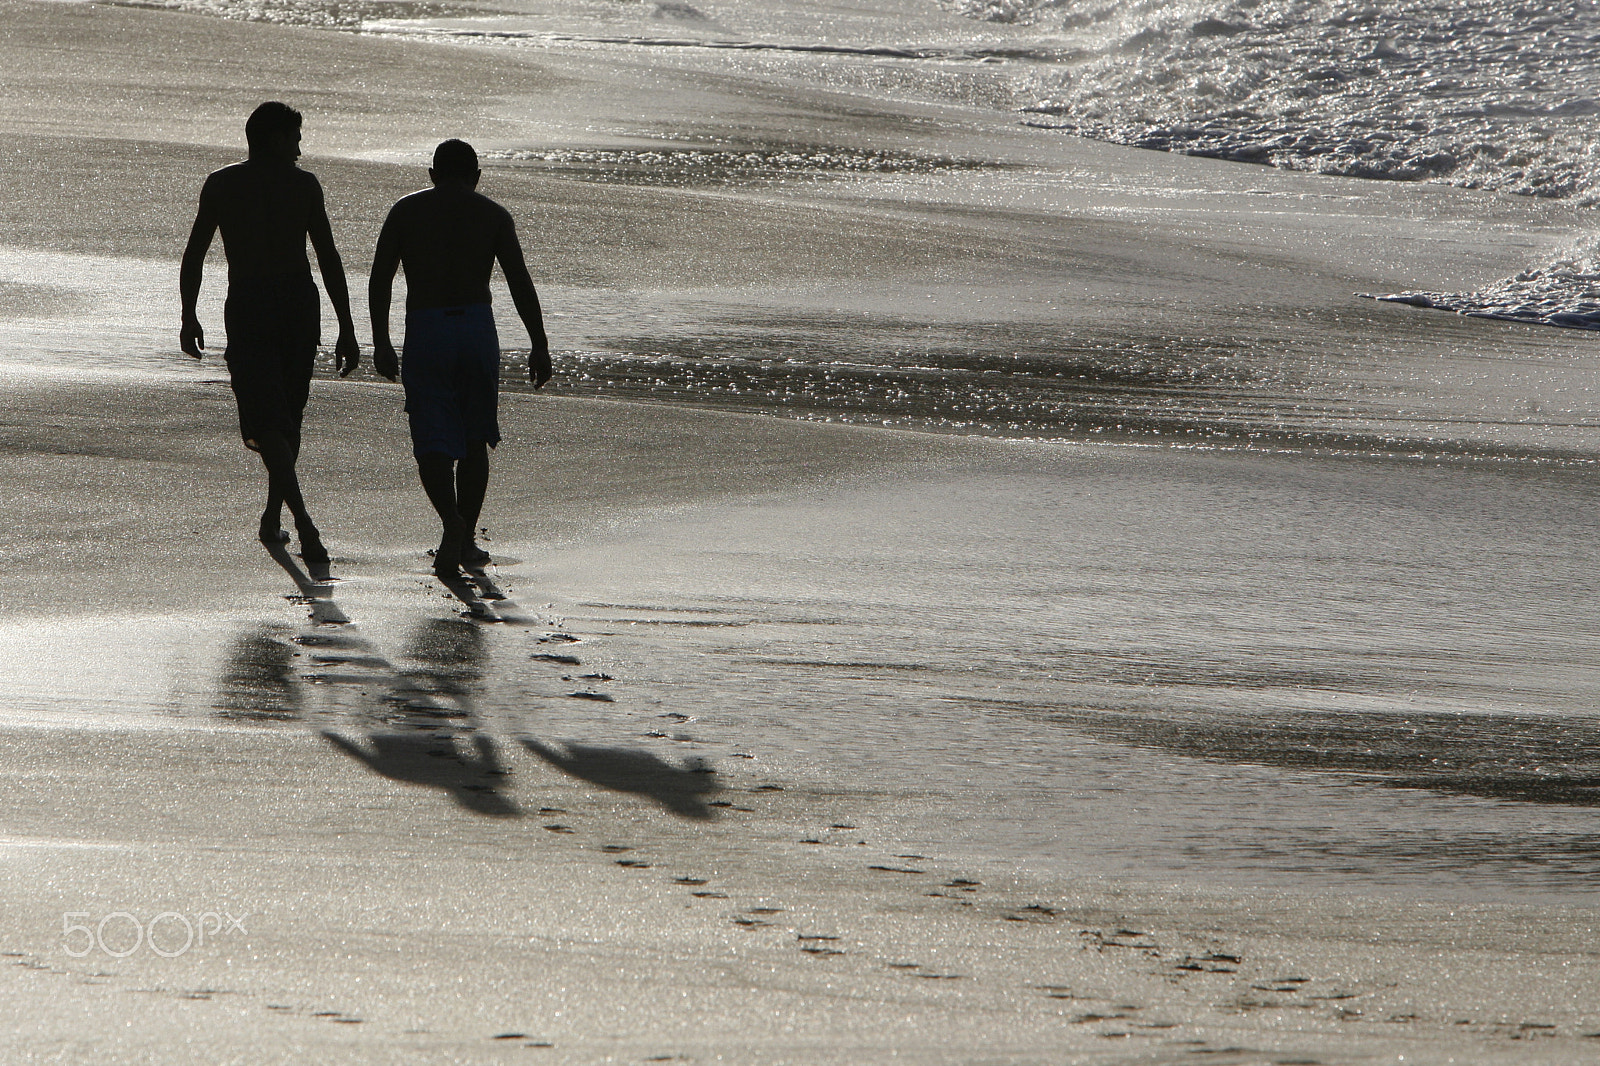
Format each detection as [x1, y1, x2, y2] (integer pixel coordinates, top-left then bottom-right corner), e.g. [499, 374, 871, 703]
[223, 274, 320, 445]
[402, 304, 501, 460]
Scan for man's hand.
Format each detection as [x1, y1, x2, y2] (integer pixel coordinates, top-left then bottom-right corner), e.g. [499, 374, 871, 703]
[180, 314, 205, 359]
[335, 329, 361, 378]
[530, 335, 552, 389]
[372, 338, 399, 382]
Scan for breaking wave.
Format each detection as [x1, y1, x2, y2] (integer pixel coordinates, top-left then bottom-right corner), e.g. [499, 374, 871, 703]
[959, 0, 1600, 202]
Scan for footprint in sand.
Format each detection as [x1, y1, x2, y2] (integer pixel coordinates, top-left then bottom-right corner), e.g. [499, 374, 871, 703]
[798, 935, 843, 957]
[883, 961, 961, 980]
[673, 876, 708, 886]
[532, 653, 580, 665]
[1172, 950, 1240, 974]
[1251, 977, 1311, 993]
[543, 824, 575, 834]
[691, 891, 729, 899]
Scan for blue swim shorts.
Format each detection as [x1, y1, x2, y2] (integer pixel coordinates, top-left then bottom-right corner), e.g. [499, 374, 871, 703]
[402, 304, 502, 460]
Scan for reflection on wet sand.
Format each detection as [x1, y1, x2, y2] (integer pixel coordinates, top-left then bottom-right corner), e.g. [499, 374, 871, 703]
[214, 625, 302, 721]
[216, 544, 519, 815]
[401, 617, 486, 700]
[520, 738, 718, 820]
[222, 544, 726, 821]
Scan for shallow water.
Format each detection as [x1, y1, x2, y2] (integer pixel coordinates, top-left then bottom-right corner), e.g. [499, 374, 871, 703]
[527, 446, 1600, 901]
[10, 442, 1599, 902]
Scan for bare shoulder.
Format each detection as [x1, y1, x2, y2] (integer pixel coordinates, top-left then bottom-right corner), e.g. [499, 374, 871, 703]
[204, 161, 322, 202]
[294, 166, 326, 201]
[381, 187, 439, 229]
[471, 191, 517, 231]
[202, 160, 250, 193]
[392, 187, 435, 212]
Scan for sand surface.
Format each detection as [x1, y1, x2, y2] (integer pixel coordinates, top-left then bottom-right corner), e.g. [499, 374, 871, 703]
[3, 1, 1600, 1061]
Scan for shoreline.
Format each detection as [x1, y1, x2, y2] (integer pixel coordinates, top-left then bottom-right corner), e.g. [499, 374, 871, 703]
[6, 0, 1600, 459]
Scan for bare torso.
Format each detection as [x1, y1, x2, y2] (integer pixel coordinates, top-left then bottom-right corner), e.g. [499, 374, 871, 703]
[380, 187, 517, 310]
[200, 160, 322, 281]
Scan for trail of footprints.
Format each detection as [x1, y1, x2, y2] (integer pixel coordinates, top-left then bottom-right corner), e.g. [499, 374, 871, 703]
[237, 599, 1595, 1053]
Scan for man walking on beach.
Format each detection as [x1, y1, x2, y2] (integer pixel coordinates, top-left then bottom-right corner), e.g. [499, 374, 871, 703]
[180, 100, 360, 567]
[368, 139, 551, 579]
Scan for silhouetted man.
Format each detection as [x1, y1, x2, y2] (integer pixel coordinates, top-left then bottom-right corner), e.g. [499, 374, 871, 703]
[368, 139, 551, 579]
[180, 101, 359, 566]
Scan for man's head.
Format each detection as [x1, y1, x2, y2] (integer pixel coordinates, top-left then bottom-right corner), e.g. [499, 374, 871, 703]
[246, 101, 303, 162]
[429, 139, 481, 189]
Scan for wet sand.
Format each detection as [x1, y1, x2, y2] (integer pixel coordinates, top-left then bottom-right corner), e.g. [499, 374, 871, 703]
[4, 0, 1600, 1061]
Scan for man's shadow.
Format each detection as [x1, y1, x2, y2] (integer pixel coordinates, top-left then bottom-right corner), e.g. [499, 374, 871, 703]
[322, 616, 521, 816]
[322, 730, 518, 817]
[520, 738, 719, 820]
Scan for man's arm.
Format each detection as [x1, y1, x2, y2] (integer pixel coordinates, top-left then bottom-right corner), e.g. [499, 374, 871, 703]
[305, 175, 361, 377]
[367, 205, 403, 382]
[179, 178, 219, 359]
[495, 212, 551, 388]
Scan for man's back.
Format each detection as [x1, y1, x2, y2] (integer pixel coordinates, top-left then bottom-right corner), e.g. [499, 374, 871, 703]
[381, 187, 515, 310]
[201, 160, 322, 281]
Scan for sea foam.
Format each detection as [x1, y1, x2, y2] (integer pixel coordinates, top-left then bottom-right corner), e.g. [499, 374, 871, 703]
[968, 0, 1600, 202]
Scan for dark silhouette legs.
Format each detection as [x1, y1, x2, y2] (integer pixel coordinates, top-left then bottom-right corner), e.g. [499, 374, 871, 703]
[254, 427, 297, 540]
[456, 445, 488, 546]
[418, 442, 489, 576]
[250, 428, 327, 564]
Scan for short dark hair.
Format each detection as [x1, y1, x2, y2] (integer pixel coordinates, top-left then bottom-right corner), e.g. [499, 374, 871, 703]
[245, 101, 302, 153]
[432, 139, 479, 179]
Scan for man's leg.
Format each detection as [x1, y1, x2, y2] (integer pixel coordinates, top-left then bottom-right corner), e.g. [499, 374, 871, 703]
[253, 428, 327, 563]
[255, 426, 300, 542]
[417, 451, 466, 577]
[455, 442, 490, 565]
